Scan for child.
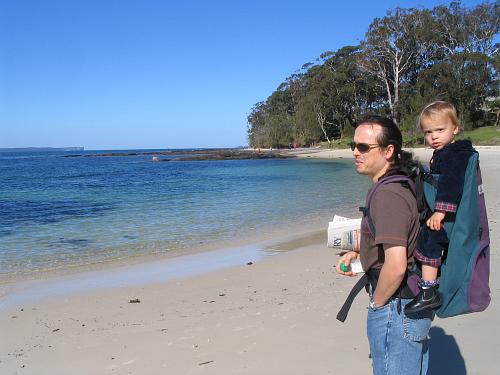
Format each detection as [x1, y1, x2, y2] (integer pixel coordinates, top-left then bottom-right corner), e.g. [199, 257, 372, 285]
[405, 101, 476, 314]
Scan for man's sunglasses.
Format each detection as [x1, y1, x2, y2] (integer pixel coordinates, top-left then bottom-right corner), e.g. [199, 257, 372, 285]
[349, 142, 382, 153]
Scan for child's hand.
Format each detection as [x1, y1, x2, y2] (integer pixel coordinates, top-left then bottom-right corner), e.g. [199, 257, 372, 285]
[426, 211, 445, 231]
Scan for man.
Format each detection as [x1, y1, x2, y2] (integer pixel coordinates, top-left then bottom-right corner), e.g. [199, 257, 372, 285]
[336, 116, 432, 375]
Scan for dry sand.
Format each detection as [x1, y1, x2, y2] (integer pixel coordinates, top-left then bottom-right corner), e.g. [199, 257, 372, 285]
[1, 147, 499, 375]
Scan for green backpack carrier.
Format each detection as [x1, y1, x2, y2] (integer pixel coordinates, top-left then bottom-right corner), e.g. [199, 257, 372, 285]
[337, 151, 490, 322]
[421, 151, 490, 318]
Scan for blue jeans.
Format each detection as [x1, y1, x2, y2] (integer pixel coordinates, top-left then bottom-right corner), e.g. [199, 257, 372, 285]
[367, 297, 432, 375]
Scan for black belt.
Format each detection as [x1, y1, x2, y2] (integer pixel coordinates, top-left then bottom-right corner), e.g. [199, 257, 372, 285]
[336, 269, 415, 323]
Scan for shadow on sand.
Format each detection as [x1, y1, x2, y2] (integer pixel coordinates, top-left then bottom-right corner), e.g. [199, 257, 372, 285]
[428, 326, 466, 375]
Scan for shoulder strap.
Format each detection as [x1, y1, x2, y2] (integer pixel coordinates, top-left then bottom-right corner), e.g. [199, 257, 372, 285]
[416, 166, 436, 222]
[361, 174, 416, 237]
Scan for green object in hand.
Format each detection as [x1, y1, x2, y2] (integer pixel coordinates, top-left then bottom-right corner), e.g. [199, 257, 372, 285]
[340, 263, 349, 272]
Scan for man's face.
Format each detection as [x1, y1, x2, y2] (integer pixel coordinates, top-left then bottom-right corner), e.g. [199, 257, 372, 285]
[352, 124, 390, 182]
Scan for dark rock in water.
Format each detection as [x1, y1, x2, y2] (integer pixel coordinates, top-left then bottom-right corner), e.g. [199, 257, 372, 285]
[64, 152, 141, 157]
[172, 151, 293, 161]
[63, 149, 296, 160]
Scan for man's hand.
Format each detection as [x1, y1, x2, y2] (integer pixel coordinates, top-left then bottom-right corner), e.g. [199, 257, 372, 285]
[335, 251, 359, 277]
[426, 211, 445, 231]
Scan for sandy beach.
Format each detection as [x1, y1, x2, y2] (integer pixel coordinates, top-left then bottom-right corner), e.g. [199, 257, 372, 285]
[1, 147, 499, 375]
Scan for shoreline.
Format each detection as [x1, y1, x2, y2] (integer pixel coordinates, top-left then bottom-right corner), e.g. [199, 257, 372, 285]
[0, 213, 338, 288]
[1, 147, 498, 374]
[0, 228, 326, 311]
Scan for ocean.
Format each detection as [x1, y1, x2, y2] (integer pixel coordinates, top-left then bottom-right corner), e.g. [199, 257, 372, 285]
[0, 149, 369, 282]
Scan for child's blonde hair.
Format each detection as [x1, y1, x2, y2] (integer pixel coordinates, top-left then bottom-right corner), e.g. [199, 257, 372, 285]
[417, 101, 460, 130]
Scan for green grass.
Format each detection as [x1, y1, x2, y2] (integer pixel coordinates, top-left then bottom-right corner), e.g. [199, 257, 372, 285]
[405, 126, 500, 147]
[317, 139, 353, 149]
[458, 126, 500, 145]
[318, 126, 500, 149]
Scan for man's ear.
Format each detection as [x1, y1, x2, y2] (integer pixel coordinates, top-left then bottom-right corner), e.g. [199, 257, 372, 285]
[384, 144, 395, 161]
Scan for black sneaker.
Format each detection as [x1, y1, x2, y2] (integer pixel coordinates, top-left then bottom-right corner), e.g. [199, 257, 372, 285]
[404, 285, 442, 314]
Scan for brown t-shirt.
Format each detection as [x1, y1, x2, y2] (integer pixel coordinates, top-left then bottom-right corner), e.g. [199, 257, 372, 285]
[359, 182, 419, 272]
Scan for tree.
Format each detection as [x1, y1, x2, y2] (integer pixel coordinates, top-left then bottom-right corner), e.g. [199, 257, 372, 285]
[247, 101, 269, 148]
[247, 1, 499, 147]
[415, 2, 499, 129]
[465, 1, 499, 56]
[359, 7, 428, 123]
[323, 46, 383, 132]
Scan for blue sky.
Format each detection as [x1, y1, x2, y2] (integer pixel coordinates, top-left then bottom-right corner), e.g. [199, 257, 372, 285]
[0, 0, 487, 149]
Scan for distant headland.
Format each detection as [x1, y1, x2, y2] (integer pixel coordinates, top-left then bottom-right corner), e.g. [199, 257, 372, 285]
[0, 147, 84, 152]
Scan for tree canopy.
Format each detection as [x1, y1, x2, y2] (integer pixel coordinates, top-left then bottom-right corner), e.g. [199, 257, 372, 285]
[247, 1, 499, 148]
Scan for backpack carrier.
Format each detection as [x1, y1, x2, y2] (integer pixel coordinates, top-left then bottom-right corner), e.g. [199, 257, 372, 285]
[425, 151, 490, 318]
[336, 152, 490, 322]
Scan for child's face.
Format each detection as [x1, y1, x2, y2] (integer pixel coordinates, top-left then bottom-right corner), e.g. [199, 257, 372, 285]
[420, 115, 459, 150]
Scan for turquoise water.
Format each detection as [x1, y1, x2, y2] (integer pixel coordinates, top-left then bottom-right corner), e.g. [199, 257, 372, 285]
[0, 150, 369, 279]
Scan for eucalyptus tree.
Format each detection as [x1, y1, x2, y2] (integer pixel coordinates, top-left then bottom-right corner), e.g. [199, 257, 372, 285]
[294, 93, 327, 146]
[414, 1, 499, 129]
[247, 101, 270, 148]
[264, 89, 295, 148]
[299, 63, 338, 144]
[324, 46, 383, 130]
[247, 73, 306, 148]
[247, 1, 499, 147]
[359, 7, 428, 124]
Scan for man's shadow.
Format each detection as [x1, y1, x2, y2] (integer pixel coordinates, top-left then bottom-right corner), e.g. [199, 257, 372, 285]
[427, 326, 466, 375]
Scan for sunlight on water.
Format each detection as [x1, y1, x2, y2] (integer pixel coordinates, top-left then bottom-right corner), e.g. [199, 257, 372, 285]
[0, 150, 369, 278]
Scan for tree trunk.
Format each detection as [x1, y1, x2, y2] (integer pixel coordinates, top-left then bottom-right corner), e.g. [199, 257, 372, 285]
[315, 104, 331, 146]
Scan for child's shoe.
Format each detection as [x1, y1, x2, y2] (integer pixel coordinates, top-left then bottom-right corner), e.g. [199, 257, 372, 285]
[404, 285, 442, 314]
